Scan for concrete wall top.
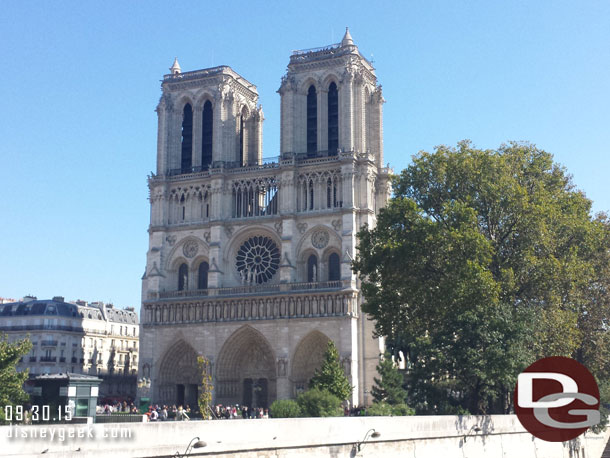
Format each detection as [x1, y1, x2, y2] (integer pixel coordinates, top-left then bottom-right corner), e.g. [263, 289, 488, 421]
[2, 415, 609, 458]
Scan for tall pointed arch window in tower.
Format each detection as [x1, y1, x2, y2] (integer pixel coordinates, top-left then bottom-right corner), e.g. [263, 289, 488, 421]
[181, 104, 193, 173]
[198, 261, 209, 290]
[239, 107, 248, 166]
[328, 82, 338, 155]
[307, 85, 317, 156]
[201, 101, 213, 169]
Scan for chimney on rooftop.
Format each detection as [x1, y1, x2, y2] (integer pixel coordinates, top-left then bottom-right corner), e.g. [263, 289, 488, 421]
[52, 296, 65, 302]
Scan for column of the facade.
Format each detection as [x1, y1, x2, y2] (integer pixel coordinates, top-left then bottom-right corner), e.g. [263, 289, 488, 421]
[372, 87, 384, 167]
[339, 76, 354, 152]
[209, 176, 226, 221]
[207, 224, 223, 289]
[354, 82, 365, 154]
[156, 103, 168, 175]
[255, 109, 263, 163]
[296, 92, 306, 154]
[170, 107, 183, 172]
[227, 100, 238, 164]
[280, 88, 294, 154]
[212, 94, 225, 163]
[318, 88, 327, 153]
[191, 104, 203, 169]
[280, 218, 297, 283]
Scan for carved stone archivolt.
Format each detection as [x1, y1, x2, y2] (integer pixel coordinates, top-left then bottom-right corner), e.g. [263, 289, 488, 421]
[291, 331, 330, 390]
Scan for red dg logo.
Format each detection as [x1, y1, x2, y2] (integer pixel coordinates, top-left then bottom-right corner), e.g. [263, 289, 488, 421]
[514, 356, 600, 442]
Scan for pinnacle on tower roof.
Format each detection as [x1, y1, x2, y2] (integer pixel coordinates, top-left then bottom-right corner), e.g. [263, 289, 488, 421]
[341, 27, 354, 47]
[170, 57, 181, 75]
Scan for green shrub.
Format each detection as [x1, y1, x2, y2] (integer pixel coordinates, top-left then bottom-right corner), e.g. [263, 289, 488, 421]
[365, 402, 393, 416]
[365, 402, 415, 416]
[391, 403, 415, 416]
[270, 399, 302, 418]
[297, 388, 343, 417]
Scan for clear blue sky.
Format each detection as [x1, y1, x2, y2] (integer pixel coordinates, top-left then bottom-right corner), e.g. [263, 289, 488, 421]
[1, 1, 609, 310]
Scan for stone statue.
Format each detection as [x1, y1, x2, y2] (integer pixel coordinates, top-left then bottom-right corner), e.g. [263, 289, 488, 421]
[182, 271, 188, 290]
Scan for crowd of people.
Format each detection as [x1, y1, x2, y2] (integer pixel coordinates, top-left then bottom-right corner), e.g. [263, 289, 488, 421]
[212, 404, 269, 419]
[96, 400, 139, 414]
[146, 404, 193, 421]
[143, 403, 270, 421]
[96, 398, 367, 419]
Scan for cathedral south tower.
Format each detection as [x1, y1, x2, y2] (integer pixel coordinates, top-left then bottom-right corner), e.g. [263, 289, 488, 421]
[139, 29, 391, 409]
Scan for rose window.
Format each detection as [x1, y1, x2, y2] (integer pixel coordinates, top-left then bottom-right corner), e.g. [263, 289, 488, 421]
[236, 236, 281, 284]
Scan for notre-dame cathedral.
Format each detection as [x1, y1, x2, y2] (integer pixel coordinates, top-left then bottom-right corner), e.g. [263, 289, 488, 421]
[138, 29, 391, 409]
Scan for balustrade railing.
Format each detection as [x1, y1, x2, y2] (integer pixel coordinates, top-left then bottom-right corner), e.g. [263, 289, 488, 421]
[153, 280, 347, 300]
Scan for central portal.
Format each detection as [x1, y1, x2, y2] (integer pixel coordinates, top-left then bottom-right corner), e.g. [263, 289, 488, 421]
[242, 378, 269, 408]
[216, 326, 277, 408]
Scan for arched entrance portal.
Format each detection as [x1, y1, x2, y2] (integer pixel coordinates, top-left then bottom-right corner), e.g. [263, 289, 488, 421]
[216, 326, 276, 409]
[157, 340, 199, 407]
[291, 331, 330, 396]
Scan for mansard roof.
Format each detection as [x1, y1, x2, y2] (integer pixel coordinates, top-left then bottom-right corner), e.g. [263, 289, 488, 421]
[0, 298, 138, 324]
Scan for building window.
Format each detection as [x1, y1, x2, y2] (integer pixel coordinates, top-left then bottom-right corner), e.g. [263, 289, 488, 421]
[309, 180, 314, 210]
[201, 100, 213, 169]
[236, 236, 281, 285]
[239, 107, 247, 165]
[198, 261, 209, 289]
[232, 178, 278, 218]
[307, 254, 318, 282]
[181, 103, 193, 173]
[307, 85, 317, 155]
[328, 253, 340, 281]
[178, 263, 188, 291]
[328, 82, 338, 154]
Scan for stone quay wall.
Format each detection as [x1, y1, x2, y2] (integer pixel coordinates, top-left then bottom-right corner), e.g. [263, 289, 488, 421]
[2, 414, 609, 458]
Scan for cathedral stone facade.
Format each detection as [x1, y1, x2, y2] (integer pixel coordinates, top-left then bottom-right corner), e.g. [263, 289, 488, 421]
[139, 29, 391, 409]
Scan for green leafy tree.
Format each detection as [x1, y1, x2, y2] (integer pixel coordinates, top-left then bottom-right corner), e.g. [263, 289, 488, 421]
[196, 356, 213, 419]
[0, 335, 32, 423]
[297, 388, 343, 417]
[371, 351, 407, 405]
[309, 341, 352, 401]
[353, 141, 610, 415]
